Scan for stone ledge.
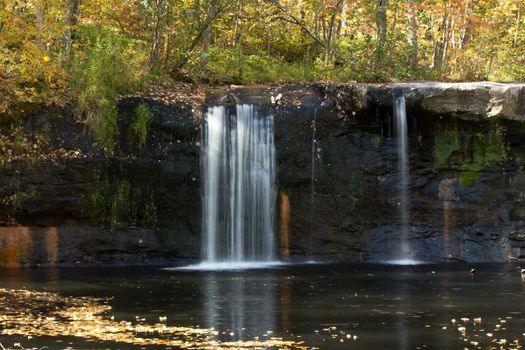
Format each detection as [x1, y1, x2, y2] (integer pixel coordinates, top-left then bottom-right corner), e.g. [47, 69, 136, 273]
[363, 81, 525, 121]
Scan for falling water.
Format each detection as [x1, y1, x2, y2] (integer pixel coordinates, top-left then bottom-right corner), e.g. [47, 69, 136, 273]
[394, 90, 411, 261]
[310, 108, 317, 200]
[308, 109, 317, 257]
[201, 104, 277, 264]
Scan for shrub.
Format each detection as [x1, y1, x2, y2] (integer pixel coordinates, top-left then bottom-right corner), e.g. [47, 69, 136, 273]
[70, 25, 148, 154]
[131, 103, 153, 147]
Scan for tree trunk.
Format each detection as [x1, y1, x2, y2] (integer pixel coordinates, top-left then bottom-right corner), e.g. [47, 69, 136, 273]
[459, 0, 477, 49]
[172, 1, 225, 74]
[376, 0, 388, 45]
[339, 0, 348, 36]
[375, 0, 388, 77]
[235, 0, 244, 80]
[407, 0, 418, 71]
[432, 2, 448, 71]
[200, 0, 216, 66]
[36, 0, 46, 50]
[325, 0, 344, 64]
[163, 5, 173, 67]
[61, 0, 80, 60]
[441, 6, 453, 71]
[512, 3, 521, 47]
[150, 0, 168, 69]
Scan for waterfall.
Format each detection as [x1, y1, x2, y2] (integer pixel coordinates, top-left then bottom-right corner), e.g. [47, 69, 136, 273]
[202, 104, 277, 263]
[310, 108, 317, 200]
[394, 90, 411, 260]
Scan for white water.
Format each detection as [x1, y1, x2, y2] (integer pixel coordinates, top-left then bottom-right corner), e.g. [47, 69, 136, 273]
[170, 260, 322, 271]
[394, 92, 412, 260]
[381, 259, 426, 266]
[176, 261, 286, 271]
[201, 104, 277, 265]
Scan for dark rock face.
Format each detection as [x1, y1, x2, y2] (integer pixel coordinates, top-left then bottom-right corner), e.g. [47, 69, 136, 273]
[274, 86, 525, 262]
[2, 82, 525, 266]
[0, 97, 201, 266]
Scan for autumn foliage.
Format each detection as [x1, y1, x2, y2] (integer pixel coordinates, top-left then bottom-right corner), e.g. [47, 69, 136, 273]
[0, 0, 524, 118]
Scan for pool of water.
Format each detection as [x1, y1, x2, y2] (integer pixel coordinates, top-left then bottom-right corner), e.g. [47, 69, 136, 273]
[1, 263, 525, 349]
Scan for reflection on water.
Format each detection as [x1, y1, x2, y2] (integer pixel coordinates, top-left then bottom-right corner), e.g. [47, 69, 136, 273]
[396, 276, 409, 350]
[204, 273, 275, 341]
[2, 264, 525, 349]
[280, 191, 290, 258]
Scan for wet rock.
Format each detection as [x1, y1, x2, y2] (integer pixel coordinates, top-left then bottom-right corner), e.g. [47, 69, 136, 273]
[438, 178, 461, 201]
[2, 83, 525, 265]
[510, 205, 525, 221]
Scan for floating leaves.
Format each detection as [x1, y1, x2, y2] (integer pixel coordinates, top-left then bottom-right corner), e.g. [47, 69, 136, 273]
[313, 325, 358, 345]
[446, 314, 522, 350]
[0, 288, 308, 349]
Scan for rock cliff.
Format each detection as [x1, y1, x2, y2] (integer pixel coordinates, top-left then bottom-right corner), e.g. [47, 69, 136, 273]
[1, 82, 525, 265]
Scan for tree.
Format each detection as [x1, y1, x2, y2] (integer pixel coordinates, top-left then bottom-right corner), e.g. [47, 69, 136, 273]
[200, 0, 218, 66]
[375, 0, 388, 77]
[62, 0, 80, 60]
[407, 0, 418, 70]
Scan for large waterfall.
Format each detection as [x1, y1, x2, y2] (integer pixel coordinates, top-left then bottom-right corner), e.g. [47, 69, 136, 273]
[393, 90, 412, 262]
[201, 104, 277, 264]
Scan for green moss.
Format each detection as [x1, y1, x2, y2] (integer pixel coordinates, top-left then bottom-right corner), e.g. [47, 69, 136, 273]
[347, 171, 363, 210]
[363, 132, 383, 147]
[144, 192, 157, 228]
[433, 128, 461, 171]
[90, 172, 157, 231]
[434, 121, 509, 188]
[459, 171, 481, 188]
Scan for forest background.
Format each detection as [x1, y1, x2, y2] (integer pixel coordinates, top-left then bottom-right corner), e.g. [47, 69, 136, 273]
[1, 0, 524, 148]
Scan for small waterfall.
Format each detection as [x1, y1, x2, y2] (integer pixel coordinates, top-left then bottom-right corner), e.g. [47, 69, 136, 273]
[309, 109, 317, 257]
[202, 104, 277, 264]
[394, 90, 411, 261]
[310, 108, 317, 200]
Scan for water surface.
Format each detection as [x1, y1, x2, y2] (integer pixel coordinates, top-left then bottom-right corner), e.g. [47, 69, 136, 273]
[1, 263, 524, 349]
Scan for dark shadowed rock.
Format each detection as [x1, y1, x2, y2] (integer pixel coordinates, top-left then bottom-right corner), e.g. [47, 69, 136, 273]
[1, 82, 525, 265]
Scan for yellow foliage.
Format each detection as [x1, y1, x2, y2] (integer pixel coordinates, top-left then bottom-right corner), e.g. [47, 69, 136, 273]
[0, 1, 66, 117]
[1, 0, 525, 120]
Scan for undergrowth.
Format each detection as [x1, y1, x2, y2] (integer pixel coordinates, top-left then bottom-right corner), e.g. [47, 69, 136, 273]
[70, 25, 149, 154]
